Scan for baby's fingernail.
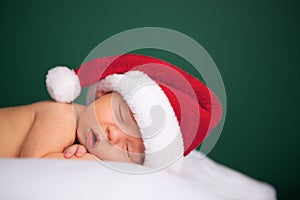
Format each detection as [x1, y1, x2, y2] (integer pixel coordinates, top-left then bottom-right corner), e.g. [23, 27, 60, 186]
[64, 152, 71, 157]
[75, 152, 82, 157]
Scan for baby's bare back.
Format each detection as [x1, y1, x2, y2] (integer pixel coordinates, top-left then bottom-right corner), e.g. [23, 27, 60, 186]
[0, 101, 78, 158]
[0, 104, 35, 157]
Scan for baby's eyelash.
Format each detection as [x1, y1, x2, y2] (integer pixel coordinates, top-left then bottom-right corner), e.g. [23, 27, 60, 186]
[126, 142, 130, 158]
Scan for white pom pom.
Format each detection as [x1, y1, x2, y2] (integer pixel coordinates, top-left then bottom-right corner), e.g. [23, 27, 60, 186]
[46, 66, 81, 103]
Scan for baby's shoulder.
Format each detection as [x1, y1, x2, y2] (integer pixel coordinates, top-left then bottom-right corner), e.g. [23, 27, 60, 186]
[32, 100, 74, 112]
[19, 101, 80, 157]
[33, 101, 82, 124]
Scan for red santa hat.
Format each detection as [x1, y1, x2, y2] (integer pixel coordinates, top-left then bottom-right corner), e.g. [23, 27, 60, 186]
[46, 54, 222, 173]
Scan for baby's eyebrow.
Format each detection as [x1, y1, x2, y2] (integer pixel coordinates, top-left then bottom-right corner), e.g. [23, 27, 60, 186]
[118, 105, 124, 123]
[127, 107, 138, 125]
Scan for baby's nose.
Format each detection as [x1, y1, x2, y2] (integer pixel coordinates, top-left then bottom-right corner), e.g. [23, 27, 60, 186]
[106, 125, 126, 146]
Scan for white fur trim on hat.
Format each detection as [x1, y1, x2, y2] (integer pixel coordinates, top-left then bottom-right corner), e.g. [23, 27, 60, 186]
[96, 70, 184, 173]
[46, 66, 81, 103]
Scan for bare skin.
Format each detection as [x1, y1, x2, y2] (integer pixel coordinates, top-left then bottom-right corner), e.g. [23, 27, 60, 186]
[0, 92, 145, 164]
[0, 101, 92, 160]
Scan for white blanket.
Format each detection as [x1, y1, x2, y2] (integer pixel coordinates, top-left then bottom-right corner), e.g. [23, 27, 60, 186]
[0, 151, 276, 200]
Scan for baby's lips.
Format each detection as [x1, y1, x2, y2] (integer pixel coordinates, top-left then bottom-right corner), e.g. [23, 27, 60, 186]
[86, 128, 101, 149]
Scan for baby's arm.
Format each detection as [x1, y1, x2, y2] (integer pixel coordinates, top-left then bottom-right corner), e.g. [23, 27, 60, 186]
[20, 101, 77, 158]
[42, 152, 96, 160]
[43, 144, 97, 160]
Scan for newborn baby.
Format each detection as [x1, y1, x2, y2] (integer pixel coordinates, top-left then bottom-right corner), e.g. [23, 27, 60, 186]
[0, 54, 222, 172]
[0, 91, 145, 165]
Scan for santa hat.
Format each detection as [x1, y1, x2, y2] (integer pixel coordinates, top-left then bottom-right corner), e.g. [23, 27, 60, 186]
[46, 54, 222, 173]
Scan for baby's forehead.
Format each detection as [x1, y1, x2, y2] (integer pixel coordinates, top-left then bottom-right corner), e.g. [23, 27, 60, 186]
[101, 92, 127, 105]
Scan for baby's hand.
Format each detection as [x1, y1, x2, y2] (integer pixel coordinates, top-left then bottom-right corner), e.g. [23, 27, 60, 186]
[63, 144, 88, 158]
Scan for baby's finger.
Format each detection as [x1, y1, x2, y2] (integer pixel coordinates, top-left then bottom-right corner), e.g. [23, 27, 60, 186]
[75, 145, 87, 157]
[63, 145, 78, 158]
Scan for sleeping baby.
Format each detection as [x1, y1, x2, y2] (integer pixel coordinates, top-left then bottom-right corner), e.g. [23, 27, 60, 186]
[0, 91, 145, 164]
[0, 54, 222, 172]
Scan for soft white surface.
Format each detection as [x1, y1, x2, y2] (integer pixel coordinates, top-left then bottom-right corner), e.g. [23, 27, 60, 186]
[0, 151, 276, 200]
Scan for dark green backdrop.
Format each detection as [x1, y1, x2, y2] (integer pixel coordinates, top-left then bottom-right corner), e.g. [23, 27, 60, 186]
[0, 1, 298, 199]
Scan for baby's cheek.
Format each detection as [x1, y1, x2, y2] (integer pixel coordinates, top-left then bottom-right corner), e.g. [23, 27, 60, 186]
[93, 145, 131, 163]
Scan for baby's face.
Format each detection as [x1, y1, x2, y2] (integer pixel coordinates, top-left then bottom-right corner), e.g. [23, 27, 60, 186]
[77, 92, 145, 164]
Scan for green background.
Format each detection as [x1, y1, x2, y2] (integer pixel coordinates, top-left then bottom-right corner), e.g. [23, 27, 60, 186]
[0, 0, 298, 199]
